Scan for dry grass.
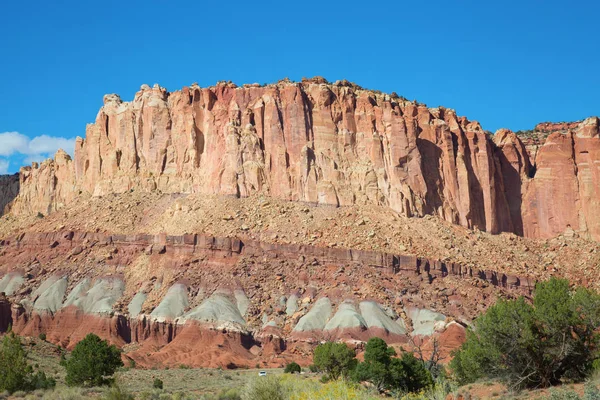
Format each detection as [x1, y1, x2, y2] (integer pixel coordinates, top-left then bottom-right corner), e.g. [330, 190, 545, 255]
[115, 367, 283, 396]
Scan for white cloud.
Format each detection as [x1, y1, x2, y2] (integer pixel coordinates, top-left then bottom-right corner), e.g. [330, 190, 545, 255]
[0, 159, 8, 174]
[0, 132, 30, 156]
[0, 131, 75, 160]
[28, 135, 76, 156]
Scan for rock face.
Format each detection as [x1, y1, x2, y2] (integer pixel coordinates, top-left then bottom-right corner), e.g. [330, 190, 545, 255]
[0, 174, 19, 215]
[5, 79, 518, 235]
[1, 229, 498, 367]
[522, 117, 600, 239]
[515, 121, 582, 165]
[10, 150, 76, 216]
[5, 78, 600, 240]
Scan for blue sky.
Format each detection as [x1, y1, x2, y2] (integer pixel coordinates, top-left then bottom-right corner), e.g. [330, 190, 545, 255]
[0, 0, 598, 174]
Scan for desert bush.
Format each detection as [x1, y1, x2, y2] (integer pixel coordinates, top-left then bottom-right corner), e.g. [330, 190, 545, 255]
[0, 332, 56, 393]
[102, 385, 134, 400]
[354, 337, 395, 391]
[313, 342, 357, 380]
[587, 383, 600, 400]
[394, 378, 457, 400]
[217, 388, 241, 400]
[354, 337, 432, 393]
[389, 352, 433, 393]
[241, 376, 288, 400]
[542, 383, 600, 399]
[284, 362, 301, 374]
[41, 386, 103, 400]
[284, 375, 379, 400]
[136, 391, 162, 400]
[0, 332, 31, 393]
[38, 333, 46, 342]
[451, 278, 600, 390]
[153, 379, 163, 390]
[64, 333, 123, 387]
[28, 371, 55, 391]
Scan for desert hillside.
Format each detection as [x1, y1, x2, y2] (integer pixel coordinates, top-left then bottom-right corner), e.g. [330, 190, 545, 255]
[1, 78, 599, 369]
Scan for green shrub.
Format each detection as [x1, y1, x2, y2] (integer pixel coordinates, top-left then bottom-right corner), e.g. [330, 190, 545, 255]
[313, 342, 357, 380]
[64, 333, 123, 387]
[389, 352, 433, 393]
[38, 333, 47, 341]
[284, 362, 301, 374]
[241, 376, 288, 400]
[28, 370, 56, 390]
[153, 378, 163, 390]
[542, 383, 600, 400]
[0, 332, 56, 393]
[354, 337, 396, 391]
[402, 379, 457, 400]
[102, 385, 134, 400]
[584, 383, 600, 400]
[353, 337, 432, 393]
[451, 278, 600, 390]
[0, 332, 30, 393]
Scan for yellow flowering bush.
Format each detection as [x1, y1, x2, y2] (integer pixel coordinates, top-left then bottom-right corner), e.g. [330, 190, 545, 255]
[283, 375, 379, 400]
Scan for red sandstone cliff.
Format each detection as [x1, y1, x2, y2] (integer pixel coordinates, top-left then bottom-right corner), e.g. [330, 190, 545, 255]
[8, 79, 520, 235]
[6, 78, 600, 240]
[522, 117, 600, 239]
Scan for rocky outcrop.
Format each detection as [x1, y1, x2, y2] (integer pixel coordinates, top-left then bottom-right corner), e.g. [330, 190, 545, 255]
[10, 150, 76, 216]
[5, 79, 600, 240]
[0, 174, 19, 215]
[0, 230, 537, 293]
[7, 79, 520, 235]
[535, 121, 582, 133]
[522, 117, 600, 240]
[515, 121, 582, 165]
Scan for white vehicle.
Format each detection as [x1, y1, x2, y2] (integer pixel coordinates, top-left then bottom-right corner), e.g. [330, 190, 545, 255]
[258, 371, 267, 377]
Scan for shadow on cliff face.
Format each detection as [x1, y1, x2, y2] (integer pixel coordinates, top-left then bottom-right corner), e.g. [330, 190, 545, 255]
[416, 138, 444, 216]
[495, 149, 525, 236]
[0, 174, 20, 216]
[416, 137, 487, 230]
[0, 295, 12, 331]
[458, 136, 487, 231]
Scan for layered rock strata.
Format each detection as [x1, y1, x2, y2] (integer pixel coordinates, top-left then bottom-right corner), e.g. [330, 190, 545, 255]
[0, 229, 531, 367]
[0, 231, 536, 292]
